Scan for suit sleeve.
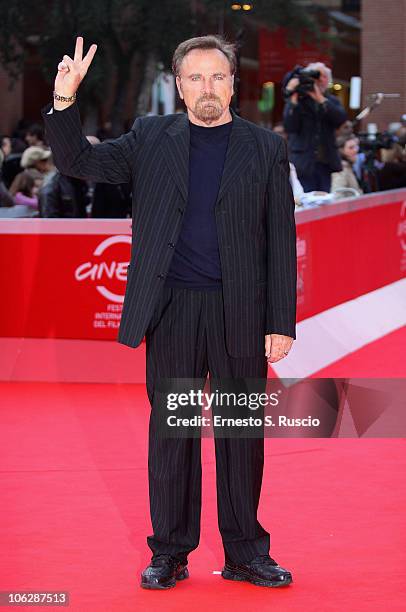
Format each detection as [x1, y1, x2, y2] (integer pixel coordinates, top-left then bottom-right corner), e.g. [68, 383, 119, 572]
[41, 102, 141, 184]
[265, 138, 297, 339]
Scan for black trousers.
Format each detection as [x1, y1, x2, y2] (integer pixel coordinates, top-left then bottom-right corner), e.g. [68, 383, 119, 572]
[144, 286, 270, 564]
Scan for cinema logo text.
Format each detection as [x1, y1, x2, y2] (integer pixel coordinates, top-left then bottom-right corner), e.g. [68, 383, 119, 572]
[74, 235, 131, 303]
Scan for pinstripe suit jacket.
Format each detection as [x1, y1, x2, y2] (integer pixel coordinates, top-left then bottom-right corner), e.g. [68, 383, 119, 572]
[42, 102, 297, 357]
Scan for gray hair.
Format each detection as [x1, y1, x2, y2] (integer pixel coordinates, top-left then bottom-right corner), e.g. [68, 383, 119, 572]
[172, 35, 237, 77]
[306, 62, 332, 85]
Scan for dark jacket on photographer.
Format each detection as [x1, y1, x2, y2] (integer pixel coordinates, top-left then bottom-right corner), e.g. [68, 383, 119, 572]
[39, 170, 89, 217]
[283, 94, 347, 185]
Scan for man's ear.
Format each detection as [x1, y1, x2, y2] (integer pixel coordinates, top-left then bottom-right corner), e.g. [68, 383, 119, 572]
[176, 76, 184, 100]
[231, 74, 235, 96]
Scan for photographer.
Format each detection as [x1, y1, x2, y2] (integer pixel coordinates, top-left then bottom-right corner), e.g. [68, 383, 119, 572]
[283, 62, 347, 192]
[355, 127, 406, 192]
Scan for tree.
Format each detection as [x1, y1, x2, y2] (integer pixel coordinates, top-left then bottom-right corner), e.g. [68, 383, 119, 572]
[0, 0, 322, 132]
[0, 0, 194, 133]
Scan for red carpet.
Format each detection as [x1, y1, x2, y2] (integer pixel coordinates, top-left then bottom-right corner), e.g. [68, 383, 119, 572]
[313, 326, 406, 377]
[1, 381, 405, 611]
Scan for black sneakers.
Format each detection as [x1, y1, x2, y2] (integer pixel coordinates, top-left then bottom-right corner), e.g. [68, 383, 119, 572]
[140, 552, 292, 589]
[221, 554, 293, 587]
[140, 553, 189, 589]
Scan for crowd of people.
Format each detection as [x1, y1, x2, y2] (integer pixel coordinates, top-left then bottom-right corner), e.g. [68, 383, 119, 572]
[1, 62, 405, 218]
[279, 61, 406, 205]
[0, 125, 131, 218]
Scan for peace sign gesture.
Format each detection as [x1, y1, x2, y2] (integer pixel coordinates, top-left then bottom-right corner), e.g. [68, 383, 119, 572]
[54, 36, 97, 106]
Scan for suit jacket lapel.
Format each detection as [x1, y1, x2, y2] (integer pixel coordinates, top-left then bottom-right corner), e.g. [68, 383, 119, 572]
[161, 112, 190, 202]
[215, 108, 256, 205]
[161, 107, 256, 204]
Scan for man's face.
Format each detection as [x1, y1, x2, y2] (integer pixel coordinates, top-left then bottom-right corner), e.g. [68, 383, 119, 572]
[35, 159, 51, 173]
[26, 133, 39, 146]
[316, 68, 330, 93]
[176, 48, 234, 124]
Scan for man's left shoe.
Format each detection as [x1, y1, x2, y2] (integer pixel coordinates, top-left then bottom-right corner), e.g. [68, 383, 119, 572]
[221, 554, 293, 587]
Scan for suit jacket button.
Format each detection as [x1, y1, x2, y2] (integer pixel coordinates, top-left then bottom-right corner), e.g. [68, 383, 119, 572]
[157, 273, 165, 279]
[168, 242, 175, 248]
[177, 207, 184, 214]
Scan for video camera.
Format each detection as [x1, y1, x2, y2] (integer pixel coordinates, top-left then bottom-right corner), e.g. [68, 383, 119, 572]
[282, 65, 321, 100]
[357, 131, 399, 153]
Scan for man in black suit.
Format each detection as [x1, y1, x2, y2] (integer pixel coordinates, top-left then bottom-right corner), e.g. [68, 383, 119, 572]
[42, 35, 297, 590]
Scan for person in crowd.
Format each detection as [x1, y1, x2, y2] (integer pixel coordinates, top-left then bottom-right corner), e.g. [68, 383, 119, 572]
[376, 127, 406, 190]
[1, 135, 12, 158]
[39, 170, 89, 217]
[86, 135, 132, 218]
[9, 168, 43, 210]
[25, 123, 46, 148]
[336, 120, 354, 139]
[91, 180, 132, 218]
[353, 125, 406, 192]
[283, 61, 347, 192]
[20, 146, 54, 178]
[1, 136, 26, 188]
[331, 134, 363, 195]
[273, 122, 304, 205]
[0, 149, 15, 207]
[380, 126, 406, 164]
[40, 135, 100, 217]
[377, 162, 406, 190]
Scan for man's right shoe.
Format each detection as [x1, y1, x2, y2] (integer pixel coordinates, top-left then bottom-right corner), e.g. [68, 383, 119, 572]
[140, 553, 189, 589]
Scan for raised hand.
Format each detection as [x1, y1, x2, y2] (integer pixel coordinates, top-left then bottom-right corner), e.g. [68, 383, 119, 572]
[307, 82, 326, 104]
[53, 36, 97, 109]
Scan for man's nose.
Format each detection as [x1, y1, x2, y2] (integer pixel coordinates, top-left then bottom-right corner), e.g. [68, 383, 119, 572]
[201, 78, 215, 93]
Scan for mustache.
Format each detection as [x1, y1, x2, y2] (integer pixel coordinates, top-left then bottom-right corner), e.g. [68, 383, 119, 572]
[197, 95, 221, 103]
